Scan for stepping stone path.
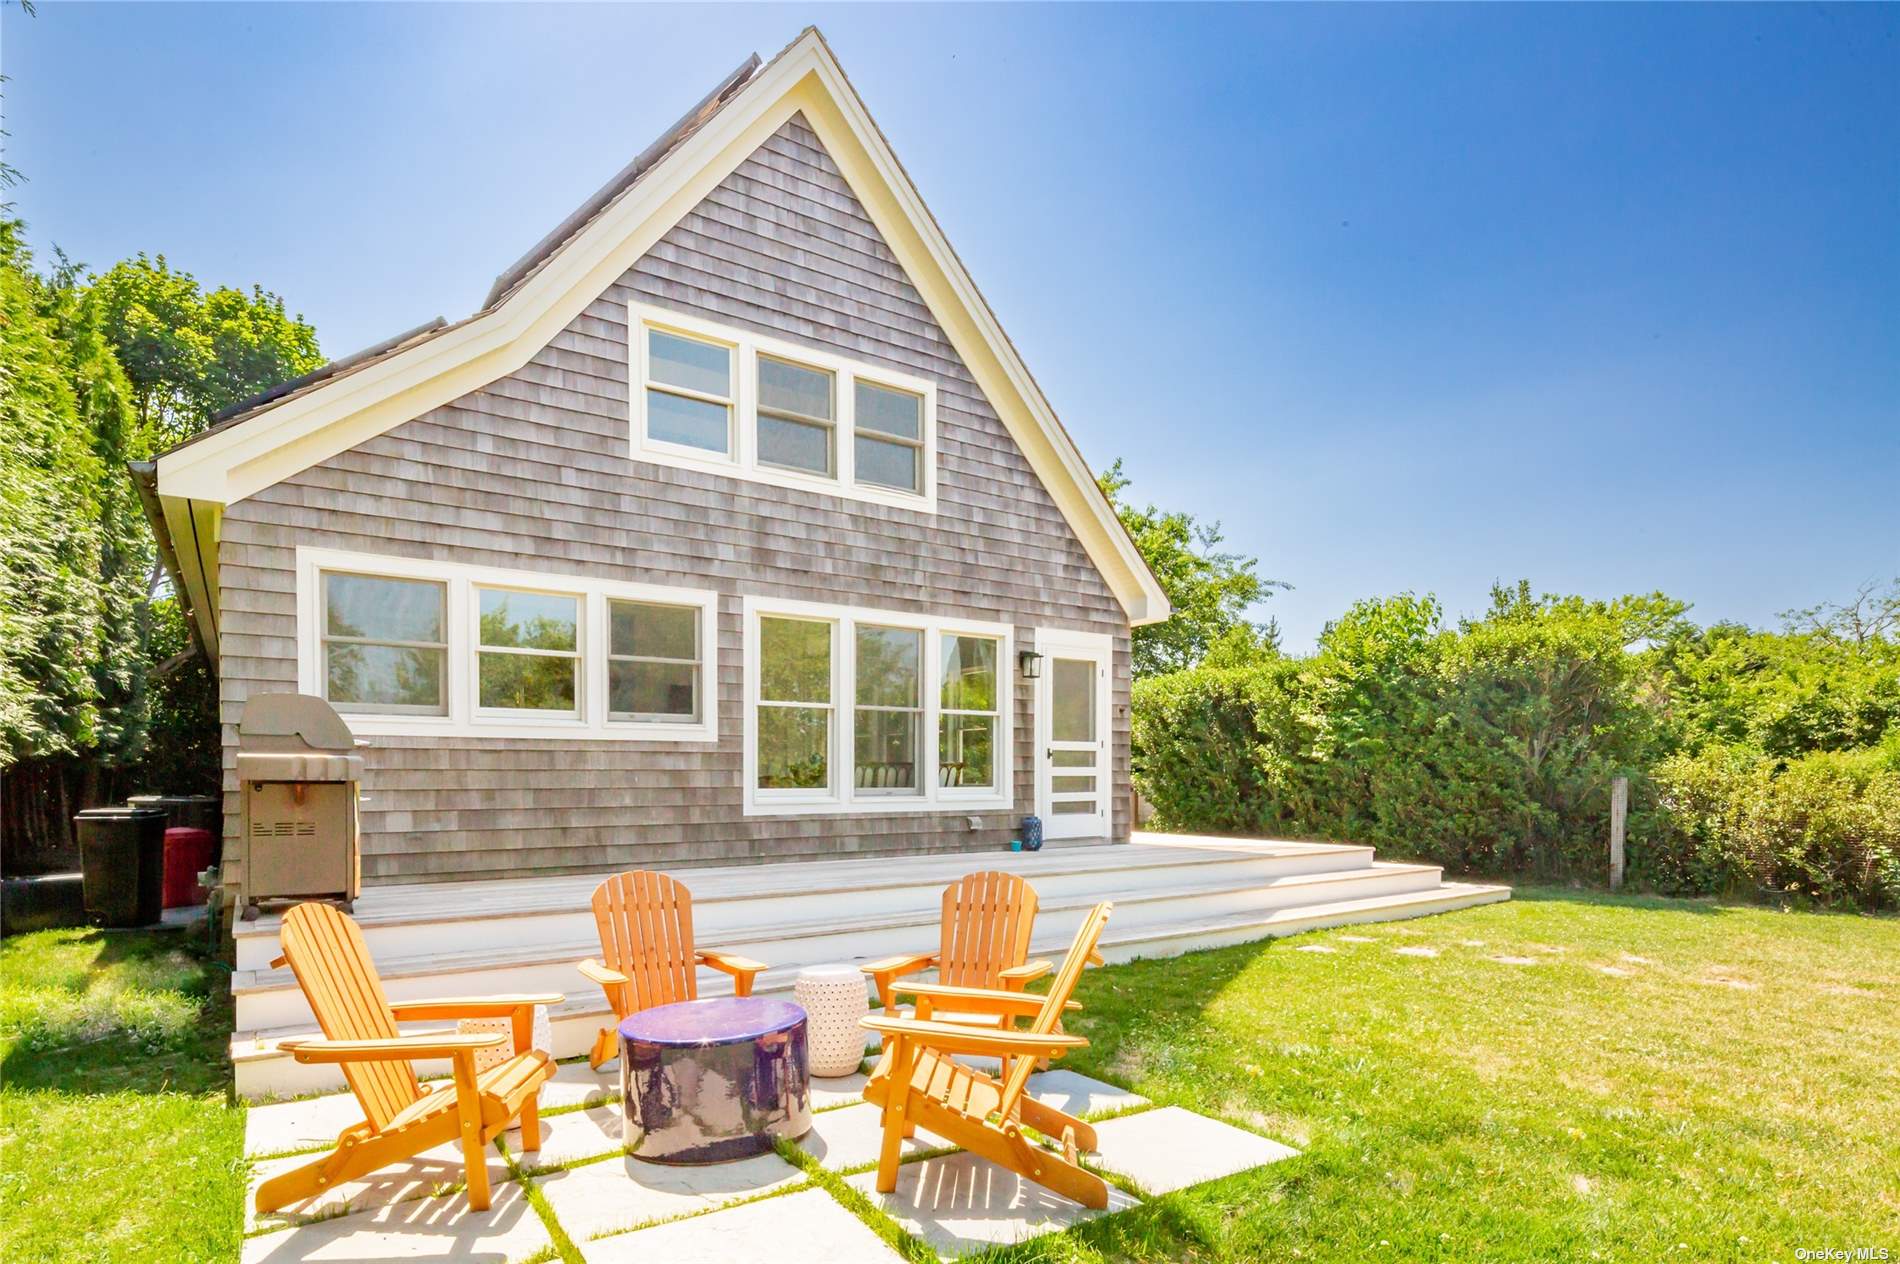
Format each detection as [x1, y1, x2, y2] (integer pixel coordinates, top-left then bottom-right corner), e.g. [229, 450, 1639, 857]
[1337, 935, 1377, 943]
[1392, 946, 1439, 958]
[1490, 955, 1540, 966]
[241, 1063, 1298, 1261]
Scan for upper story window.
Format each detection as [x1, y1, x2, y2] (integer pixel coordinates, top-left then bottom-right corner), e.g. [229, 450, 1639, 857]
[297, 547, 719, 743]
[854, 381, 923, 494]
[644, 329, 735, 456]
[631, 303, 937, 513]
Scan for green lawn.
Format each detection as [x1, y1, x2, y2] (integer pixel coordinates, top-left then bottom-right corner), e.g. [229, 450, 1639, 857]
[0, 924, 243, 1262]
[2, 892, 1894, 1263]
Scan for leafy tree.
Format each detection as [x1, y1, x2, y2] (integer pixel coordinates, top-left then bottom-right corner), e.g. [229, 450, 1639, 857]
[1098, 459, 1285, 677]
[88, 253, 321, 448]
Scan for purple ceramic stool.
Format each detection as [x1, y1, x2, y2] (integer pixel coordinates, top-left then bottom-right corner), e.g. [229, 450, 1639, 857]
[617, 997, 812, 1164]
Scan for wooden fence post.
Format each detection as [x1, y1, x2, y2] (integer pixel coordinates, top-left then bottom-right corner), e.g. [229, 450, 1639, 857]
[1609, 775, 1628, 891]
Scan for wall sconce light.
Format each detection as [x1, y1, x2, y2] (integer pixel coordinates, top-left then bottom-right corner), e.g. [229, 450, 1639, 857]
[1018, 649, 1044, 679]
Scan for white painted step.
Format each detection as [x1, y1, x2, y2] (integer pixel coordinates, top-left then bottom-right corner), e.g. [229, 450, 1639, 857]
[230, 861, 1443, 1032]
[230, 840, 1373, 971]
[230, 875, 1509, 1099]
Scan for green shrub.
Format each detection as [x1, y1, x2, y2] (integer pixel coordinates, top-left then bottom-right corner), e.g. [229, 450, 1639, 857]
[1644, 745, 1900, 910]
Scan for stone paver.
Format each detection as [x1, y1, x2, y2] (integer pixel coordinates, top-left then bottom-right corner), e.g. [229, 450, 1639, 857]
[796, 1101, 932, 1171]
[1294, 944, 1337, 954]
[584, 1187, 901, 1263]
[533, 1150, 799, 1243]
[845, 1148, 1138, 1257]
[810, 1069, 869, 1110]
[1393, 946, 1439, 958]
[542, 1060, 618, 1111]
[245, 1091, 375, 1158]
[1024, 1069, 1148, 1118]
[512, 1103, 623, 1170]
[241, 1177, 549, 1262]
[247, 1140, 513, 1231]
[1091, 1106, 1298, 1194]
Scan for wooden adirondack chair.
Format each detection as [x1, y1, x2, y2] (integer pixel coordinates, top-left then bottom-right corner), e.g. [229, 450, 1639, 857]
[860, 871, 1052, 1020]
[577, 870, 769, 1069]
[253, 901, 562, 1216]
[861, 901, 1114, 1209]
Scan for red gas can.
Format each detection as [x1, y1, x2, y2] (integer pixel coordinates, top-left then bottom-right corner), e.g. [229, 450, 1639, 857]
[161, 827, 216, 909]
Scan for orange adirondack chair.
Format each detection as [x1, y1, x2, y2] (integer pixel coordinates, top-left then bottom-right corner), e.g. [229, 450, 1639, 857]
[860, 871, 1053, 1020]
[862, 901, 1114, 1209]
[577, 870, 769, 1068]
[254, 901, 562, 1215]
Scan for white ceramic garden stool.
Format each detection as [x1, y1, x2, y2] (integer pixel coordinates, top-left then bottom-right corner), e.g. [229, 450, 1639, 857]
[457, 1004, 554, 1133]
[794, 963, 870, 1077]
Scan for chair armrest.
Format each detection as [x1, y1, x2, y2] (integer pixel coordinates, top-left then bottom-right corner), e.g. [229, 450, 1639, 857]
[388, 993, 564, 1021]
[578, 959, 630, 988]
[860, 1015, 1087, 1058]
[698, 949, 768, 976]
[279, 1033, 505, 1064]
[893, 979, 1079, 1016]
[859, 952, 936, 978]
[995, 959, 1054, 986]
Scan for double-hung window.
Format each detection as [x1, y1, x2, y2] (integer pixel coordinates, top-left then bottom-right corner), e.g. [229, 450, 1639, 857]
[854, 626, 922, 793]
[938, 635, 999, 789]
[756, 616, 833, 791]
[853, 381, 924, 494]
[630, 303, 936, 511]
[475, 588, 581, 716]
[745, 598, 1010, 814]
[608, 600, 702, 723]
[320, 572, 448, 715]
[299, 547, 718, 742]
[757, 355, 835, 477]
[643, 327, 734, 456]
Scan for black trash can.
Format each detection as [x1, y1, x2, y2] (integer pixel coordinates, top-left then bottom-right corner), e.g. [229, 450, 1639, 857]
[76, 807, 168, 928]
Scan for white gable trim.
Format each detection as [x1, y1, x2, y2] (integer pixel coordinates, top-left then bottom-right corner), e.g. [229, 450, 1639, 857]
[153, 30, 1170, 627]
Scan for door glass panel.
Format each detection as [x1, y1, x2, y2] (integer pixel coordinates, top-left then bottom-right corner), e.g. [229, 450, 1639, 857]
[1051, 658, 1096, 743]
[1052, 800, 1096, 815]
[1052, 775, 1096, 794]
[1050, 749, 1094, 768]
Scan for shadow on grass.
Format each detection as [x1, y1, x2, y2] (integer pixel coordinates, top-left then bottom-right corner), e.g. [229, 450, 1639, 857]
[0, 924, 233, 1097]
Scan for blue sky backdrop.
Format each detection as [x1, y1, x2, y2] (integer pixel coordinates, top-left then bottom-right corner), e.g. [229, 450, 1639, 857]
[6, 3, 1895, 650]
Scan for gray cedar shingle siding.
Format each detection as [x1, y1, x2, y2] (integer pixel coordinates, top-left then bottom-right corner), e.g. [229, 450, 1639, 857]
[218, 114, 1132, 884]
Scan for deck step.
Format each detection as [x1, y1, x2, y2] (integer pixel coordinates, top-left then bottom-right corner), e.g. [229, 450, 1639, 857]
[230, 866, 1510, 1099]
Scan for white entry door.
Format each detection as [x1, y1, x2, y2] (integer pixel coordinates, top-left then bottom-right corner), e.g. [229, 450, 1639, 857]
[1035, 629, 1111, 840]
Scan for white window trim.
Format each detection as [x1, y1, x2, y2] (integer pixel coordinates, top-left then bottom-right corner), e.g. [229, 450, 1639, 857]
[743, 595, 1011, 816]
[295, 547, 719, 742]
[631, 302, 938, 514]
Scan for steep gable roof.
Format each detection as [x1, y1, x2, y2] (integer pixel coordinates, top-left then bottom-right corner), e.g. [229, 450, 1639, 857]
[148, 28, 1168, 658]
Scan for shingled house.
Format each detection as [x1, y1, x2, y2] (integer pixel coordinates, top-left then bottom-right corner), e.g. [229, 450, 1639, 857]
[136, 28, 1170, 893]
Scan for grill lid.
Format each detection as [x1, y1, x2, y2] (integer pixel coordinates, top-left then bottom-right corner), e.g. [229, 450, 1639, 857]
[237, 694, 363, 782]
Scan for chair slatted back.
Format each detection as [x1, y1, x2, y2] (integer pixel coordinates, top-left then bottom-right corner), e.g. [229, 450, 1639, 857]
[997, 901, 1112, 1114]
[938, 871, 1039, 991]
[279, 901, 421, 1131]
[591, 871, 700, 1015]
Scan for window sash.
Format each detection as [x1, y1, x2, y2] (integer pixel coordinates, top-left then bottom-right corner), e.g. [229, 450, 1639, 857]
[319, 572, 449, 715]
[644, 327, 735, 456]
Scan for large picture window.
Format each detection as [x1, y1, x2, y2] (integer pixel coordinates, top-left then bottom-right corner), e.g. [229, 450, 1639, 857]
[321, 572, 447, 714]
[744, 598, 1010, 815]
[299, 548, 717, 742]
[630, 303, 936, 511]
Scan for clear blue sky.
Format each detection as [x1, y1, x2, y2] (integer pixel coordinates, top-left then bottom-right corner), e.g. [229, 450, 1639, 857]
[6, 3, 1895, 650]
